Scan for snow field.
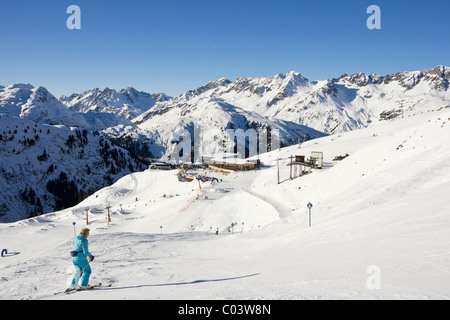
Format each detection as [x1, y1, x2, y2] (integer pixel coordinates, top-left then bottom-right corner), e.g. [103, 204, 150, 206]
[1, 108, 450, 299]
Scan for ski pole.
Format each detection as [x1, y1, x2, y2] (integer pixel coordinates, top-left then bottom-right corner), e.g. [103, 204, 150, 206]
[81, 261, 90, 273]
[81, 257, 94, 273]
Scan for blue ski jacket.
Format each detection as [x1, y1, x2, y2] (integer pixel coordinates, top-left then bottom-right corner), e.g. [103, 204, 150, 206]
[72, 234, 93, 260]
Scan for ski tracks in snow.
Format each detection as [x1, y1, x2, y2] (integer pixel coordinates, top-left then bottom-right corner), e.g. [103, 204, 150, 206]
[105, 173, 140, 204]
[242, 189, 292, 219]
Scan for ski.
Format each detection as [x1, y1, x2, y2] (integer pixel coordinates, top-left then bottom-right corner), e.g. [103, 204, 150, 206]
[60, 283, 111, 295]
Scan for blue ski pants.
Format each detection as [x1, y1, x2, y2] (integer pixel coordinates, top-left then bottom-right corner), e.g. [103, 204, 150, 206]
[71, 258, 91, 287]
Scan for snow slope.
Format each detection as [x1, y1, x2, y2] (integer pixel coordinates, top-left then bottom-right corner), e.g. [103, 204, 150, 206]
[0, 84, 89, 128]
[1, 107, 450, 300]
[0, 116, 146, 222]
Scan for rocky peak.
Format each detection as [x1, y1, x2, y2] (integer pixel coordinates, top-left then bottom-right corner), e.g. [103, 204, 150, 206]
[381, 66, 449, 90]
[339, 72, 384, 87]
[183, 78, 232, 100]
[151, 92, 172, 103]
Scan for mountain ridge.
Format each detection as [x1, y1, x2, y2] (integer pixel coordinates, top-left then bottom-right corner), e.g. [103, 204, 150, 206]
[116, 65, 449, 160]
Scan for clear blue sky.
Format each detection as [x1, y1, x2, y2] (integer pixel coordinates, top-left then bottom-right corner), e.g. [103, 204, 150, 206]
[0, 0, 449, 97]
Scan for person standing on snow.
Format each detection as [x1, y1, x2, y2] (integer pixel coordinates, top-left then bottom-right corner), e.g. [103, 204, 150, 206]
[70, 228, 95, 289]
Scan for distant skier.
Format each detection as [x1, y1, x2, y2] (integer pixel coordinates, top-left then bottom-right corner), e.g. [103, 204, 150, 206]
[70, 228, 95, 289]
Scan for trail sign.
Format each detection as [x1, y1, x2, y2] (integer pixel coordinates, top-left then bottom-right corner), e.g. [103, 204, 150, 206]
[307, 203, 313, 227]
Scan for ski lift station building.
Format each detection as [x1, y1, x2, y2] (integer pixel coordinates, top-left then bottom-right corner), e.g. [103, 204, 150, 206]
[150, 162, 173, 170]
[205, 153, 259, 172]
[293, 151, 324, 169]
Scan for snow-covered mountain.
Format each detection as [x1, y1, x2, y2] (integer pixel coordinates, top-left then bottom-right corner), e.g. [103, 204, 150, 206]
[60, 87, 171, 130]
[110, 95, 327, 161]
[134, 66, 450, 135]
[0, 116, 146, 222]
[0, 84, 175, 222]
[0, 84, 89, 128]
[107, 75, 329, 161]
[1, 66, 449, 221]
[104, 66, 449, 161]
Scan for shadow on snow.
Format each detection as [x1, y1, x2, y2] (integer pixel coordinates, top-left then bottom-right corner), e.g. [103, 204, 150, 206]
[98, 273, 260, 291]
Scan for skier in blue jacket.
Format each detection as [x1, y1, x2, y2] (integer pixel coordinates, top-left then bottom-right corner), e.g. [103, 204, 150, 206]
[70, 228, 95, 289]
